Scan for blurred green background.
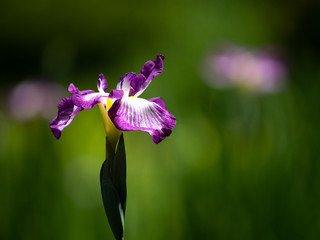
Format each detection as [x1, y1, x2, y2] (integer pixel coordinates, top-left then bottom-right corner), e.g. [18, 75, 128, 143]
[1, 0, 320, 239]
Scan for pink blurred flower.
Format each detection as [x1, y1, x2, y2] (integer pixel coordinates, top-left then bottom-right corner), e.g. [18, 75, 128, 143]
[8, 79, 66, 121]
[203, 45, 287, 93]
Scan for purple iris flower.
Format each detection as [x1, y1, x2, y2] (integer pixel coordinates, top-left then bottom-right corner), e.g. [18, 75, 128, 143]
[50, 54, 176, 144]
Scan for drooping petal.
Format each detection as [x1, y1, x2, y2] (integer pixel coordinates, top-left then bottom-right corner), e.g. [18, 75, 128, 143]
[116, 54, 165, 97]
[67, 82, 108, 109]
[97, 73, 108, 93]
[50, 97, 82, 139]
[68, 83, 79, 93]
[68, 83, 95, 95]
[108, 96, 176, 144]
[148, 97, 166, 109]
[71, 92, 106, 109]
[50, 81, 108, 139]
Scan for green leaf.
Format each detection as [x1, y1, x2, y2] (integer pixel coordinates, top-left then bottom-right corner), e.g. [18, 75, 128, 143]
[110, 134, 127, 214]
[100, 134, 126, 240]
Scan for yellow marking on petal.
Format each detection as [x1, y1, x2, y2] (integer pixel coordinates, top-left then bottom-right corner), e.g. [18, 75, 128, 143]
[98, 102, 108, 135]
[98, 98, 122, 154]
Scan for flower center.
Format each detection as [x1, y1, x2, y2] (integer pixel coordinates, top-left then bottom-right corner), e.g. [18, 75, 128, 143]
[98, 98, 122, 151]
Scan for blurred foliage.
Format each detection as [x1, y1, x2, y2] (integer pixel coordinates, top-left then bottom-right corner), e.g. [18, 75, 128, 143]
[1, 0, 320, 239]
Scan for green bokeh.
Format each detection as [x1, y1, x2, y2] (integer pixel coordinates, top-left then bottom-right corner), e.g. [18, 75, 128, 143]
[1, 0, 320, 239]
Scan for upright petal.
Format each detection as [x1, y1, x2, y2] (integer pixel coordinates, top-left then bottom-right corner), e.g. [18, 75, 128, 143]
[133, 54, 165, 97]
[141, 54, 165, 82]
[128, 74, 146, 97]
[116, 72, 139, 96]
[116, 55, 165, 97]
[109, 89, 124, 99]
[108, 96, 176, 144]
[50, 97, 82, 139]
[97, 73, 108, 93]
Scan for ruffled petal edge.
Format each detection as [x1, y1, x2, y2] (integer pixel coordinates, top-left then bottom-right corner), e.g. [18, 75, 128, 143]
[108, 96, 176, 144]
[49, 97, 82, 139]
[116, 54, 165, 97]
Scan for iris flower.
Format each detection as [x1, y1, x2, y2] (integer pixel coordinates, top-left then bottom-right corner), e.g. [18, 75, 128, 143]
[50, 54, 176, 240]
[50, 54, 176, 146]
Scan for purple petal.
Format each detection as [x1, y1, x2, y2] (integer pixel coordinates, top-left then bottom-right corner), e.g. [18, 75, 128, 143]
[148, 97, 166, 109]
[68, 83, 95, 95]
[128, 74, 147, 96]
[71, 92, 105, 109]
[108, 96, 176, 144]
[68, 83, 79, 93]
[141, 54, 165, 82]
[134, 54, 164, 96]
[67, 82, 107, 109]
[116, 72, 139, 95]
[50, 97, 82, 139]
[116, 54, 165, 97]
[97, 73, 108, 93]
[109, 89, 124, 99]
